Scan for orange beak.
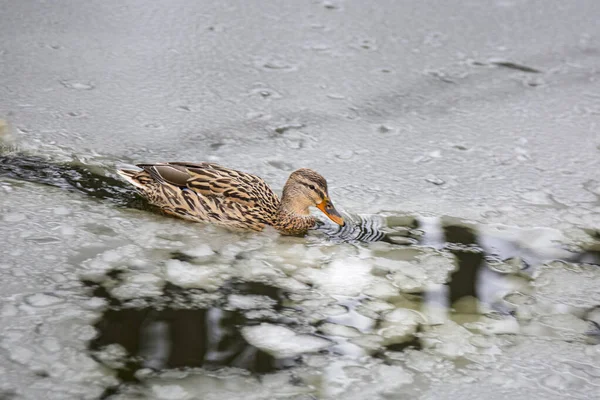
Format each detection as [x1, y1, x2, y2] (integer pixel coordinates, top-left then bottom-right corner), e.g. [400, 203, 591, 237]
[316, 198, 345, 226]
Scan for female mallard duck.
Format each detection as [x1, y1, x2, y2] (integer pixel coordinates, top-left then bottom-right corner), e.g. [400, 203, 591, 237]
[117, 162, 344, 235]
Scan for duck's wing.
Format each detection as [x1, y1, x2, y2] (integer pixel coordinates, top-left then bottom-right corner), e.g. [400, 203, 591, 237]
[136, 162, 279, 211]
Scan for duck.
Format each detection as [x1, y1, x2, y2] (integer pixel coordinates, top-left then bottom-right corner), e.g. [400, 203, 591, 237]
[117, 162, 345, 235]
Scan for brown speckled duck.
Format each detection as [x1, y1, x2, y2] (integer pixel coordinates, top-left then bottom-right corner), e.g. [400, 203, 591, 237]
[117, 162, 344, 235]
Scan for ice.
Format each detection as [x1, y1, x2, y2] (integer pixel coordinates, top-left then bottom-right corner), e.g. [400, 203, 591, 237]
[151, 384, 189, 400]
[349, 334, 385, 353]
[319, 323, 361, 338]
[178, 244, 215, 262]
[126, 368, 315, 400]
[3, 212, 26, 223]
[465, 315, 521, 335]
[3, 0, 600, 397]
[374, 251, 456, 294]
[241, 324, 331, 358]
[227, 294, 277, 310]
[533, 261, 600, 308]
[59, 80, 95, 90]
[321, 361, 413, 399]
[521, 190, 556, 206]
[355, 299, 395, 319]
[24, 293, 65, 307]
[164, 260, 228, 291]
[52, 206, 72, 216]
[92, 344, 128, 369]
[362, 279, 400, 299]
[420, 321, 477, 359]
[378, 308, 424, 345]
[293, 257, 373, 296]
[110, 272, 164, 300]
[525, 314, 593, 341]
[79, 245, 144, 282]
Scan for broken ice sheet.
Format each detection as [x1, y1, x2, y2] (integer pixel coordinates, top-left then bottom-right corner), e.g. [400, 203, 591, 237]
[227, 294, 277, 310]
[164, 259, 229, 291]
[293, 257, 373, 296]
[241, 323, 331, 358]
[533, 261, 600, 309]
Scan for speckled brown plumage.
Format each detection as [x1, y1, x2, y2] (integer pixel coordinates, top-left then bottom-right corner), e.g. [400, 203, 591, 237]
[117, 162, 344, 235]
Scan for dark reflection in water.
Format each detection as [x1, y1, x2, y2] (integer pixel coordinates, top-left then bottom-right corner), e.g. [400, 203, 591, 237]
[91, 307, 284, 376]
[443, 225, 484, 304]
[85, 280, 296, 391]
[0, 154, 143, 207]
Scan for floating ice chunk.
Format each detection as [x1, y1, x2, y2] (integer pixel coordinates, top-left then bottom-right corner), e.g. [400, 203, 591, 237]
[420, 321, 476, 358]
[379, 308, 424, 345]
[319, 304, 350, 317]
[520, 190, 555, 206]
[389, 272, 423, 293]
[467, 315, 521, 335]
[81, 297, 107, 311]
[24, 293, 64, 307]
[80, 245, 143, 282]
[349, 334, 385, 353]
[355, 299, 395, 319]
[92, 344, 128, 369]
[242, 323, 331, 358]
[151, 384, 189, 400]
[272, 276, 311, 292]
[321, 360, 413, 399]
[530, 314, 592, 341]
[533, 261, 600, 308]
[293, 257, 373, 296]
[110, 272, 164, 300]
[236, 259, 284, 281]
[319, 323, 361, 338]
[371, 258, 413, 275]
[363, 280, 400, 300]
[164, 260, 226, 291]
[227, 294, 277, 310]
[276, 243, 329, 268]
[179, 244, 215, 262]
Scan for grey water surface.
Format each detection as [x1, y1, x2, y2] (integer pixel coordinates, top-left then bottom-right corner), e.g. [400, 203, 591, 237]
[1, 0, 600, 399]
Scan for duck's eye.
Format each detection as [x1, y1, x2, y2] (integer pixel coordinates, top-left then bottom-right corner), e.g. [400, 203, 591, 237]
[308, 184, 316, 191]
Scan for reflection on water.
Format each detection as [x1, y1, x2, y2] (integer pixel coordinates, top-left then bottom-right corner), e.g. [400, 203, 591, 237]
[0, 154, 143, 208]
[91, 307, 284, 377]
[86, 281, 295, 386]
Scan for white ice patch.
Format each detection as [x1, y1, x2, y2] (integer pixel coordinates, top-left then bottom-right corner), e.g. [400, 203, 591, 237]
[293, 257, 373, 296]
[179, 244, 215, 262]
[164, 260, 228, 291]
[110, 272, 165, 300]
[227, 294, 277, 310]
[24, 293, 65, 307]
[532, 261, 600, 309]
[420, 321, 477, 359]
[241, 323, 331, 358]
[379, 308, 425, 347]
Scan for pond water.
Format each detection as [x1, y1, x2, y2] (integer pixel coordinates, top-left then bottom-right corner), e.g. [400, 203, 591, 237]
[1, 1, 600, 399]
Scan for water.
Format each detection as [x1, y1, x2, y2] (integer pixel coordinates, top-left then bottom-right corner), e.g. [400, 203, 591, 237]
[2, 0, 600, 398]
[1, 153, 599, 398]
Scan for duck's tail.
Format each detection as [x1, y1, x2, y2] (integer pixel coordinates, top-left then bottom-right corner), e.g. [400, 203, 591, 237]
[117, 168, 146, 189]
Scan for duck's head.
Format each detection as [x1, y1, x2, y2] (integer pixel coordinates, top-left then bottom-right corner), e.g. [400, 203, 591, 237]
[281, 168, 345, 226]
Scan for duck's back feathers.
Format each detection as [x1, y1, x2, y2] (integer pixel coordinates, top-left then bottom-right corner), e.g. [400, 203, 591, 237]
[118, 162, 280, 230]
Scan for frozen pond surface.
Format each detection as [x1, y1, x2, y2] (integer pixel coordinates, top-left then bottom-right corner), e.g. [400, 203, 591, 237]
[1, 0, 600, 399]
